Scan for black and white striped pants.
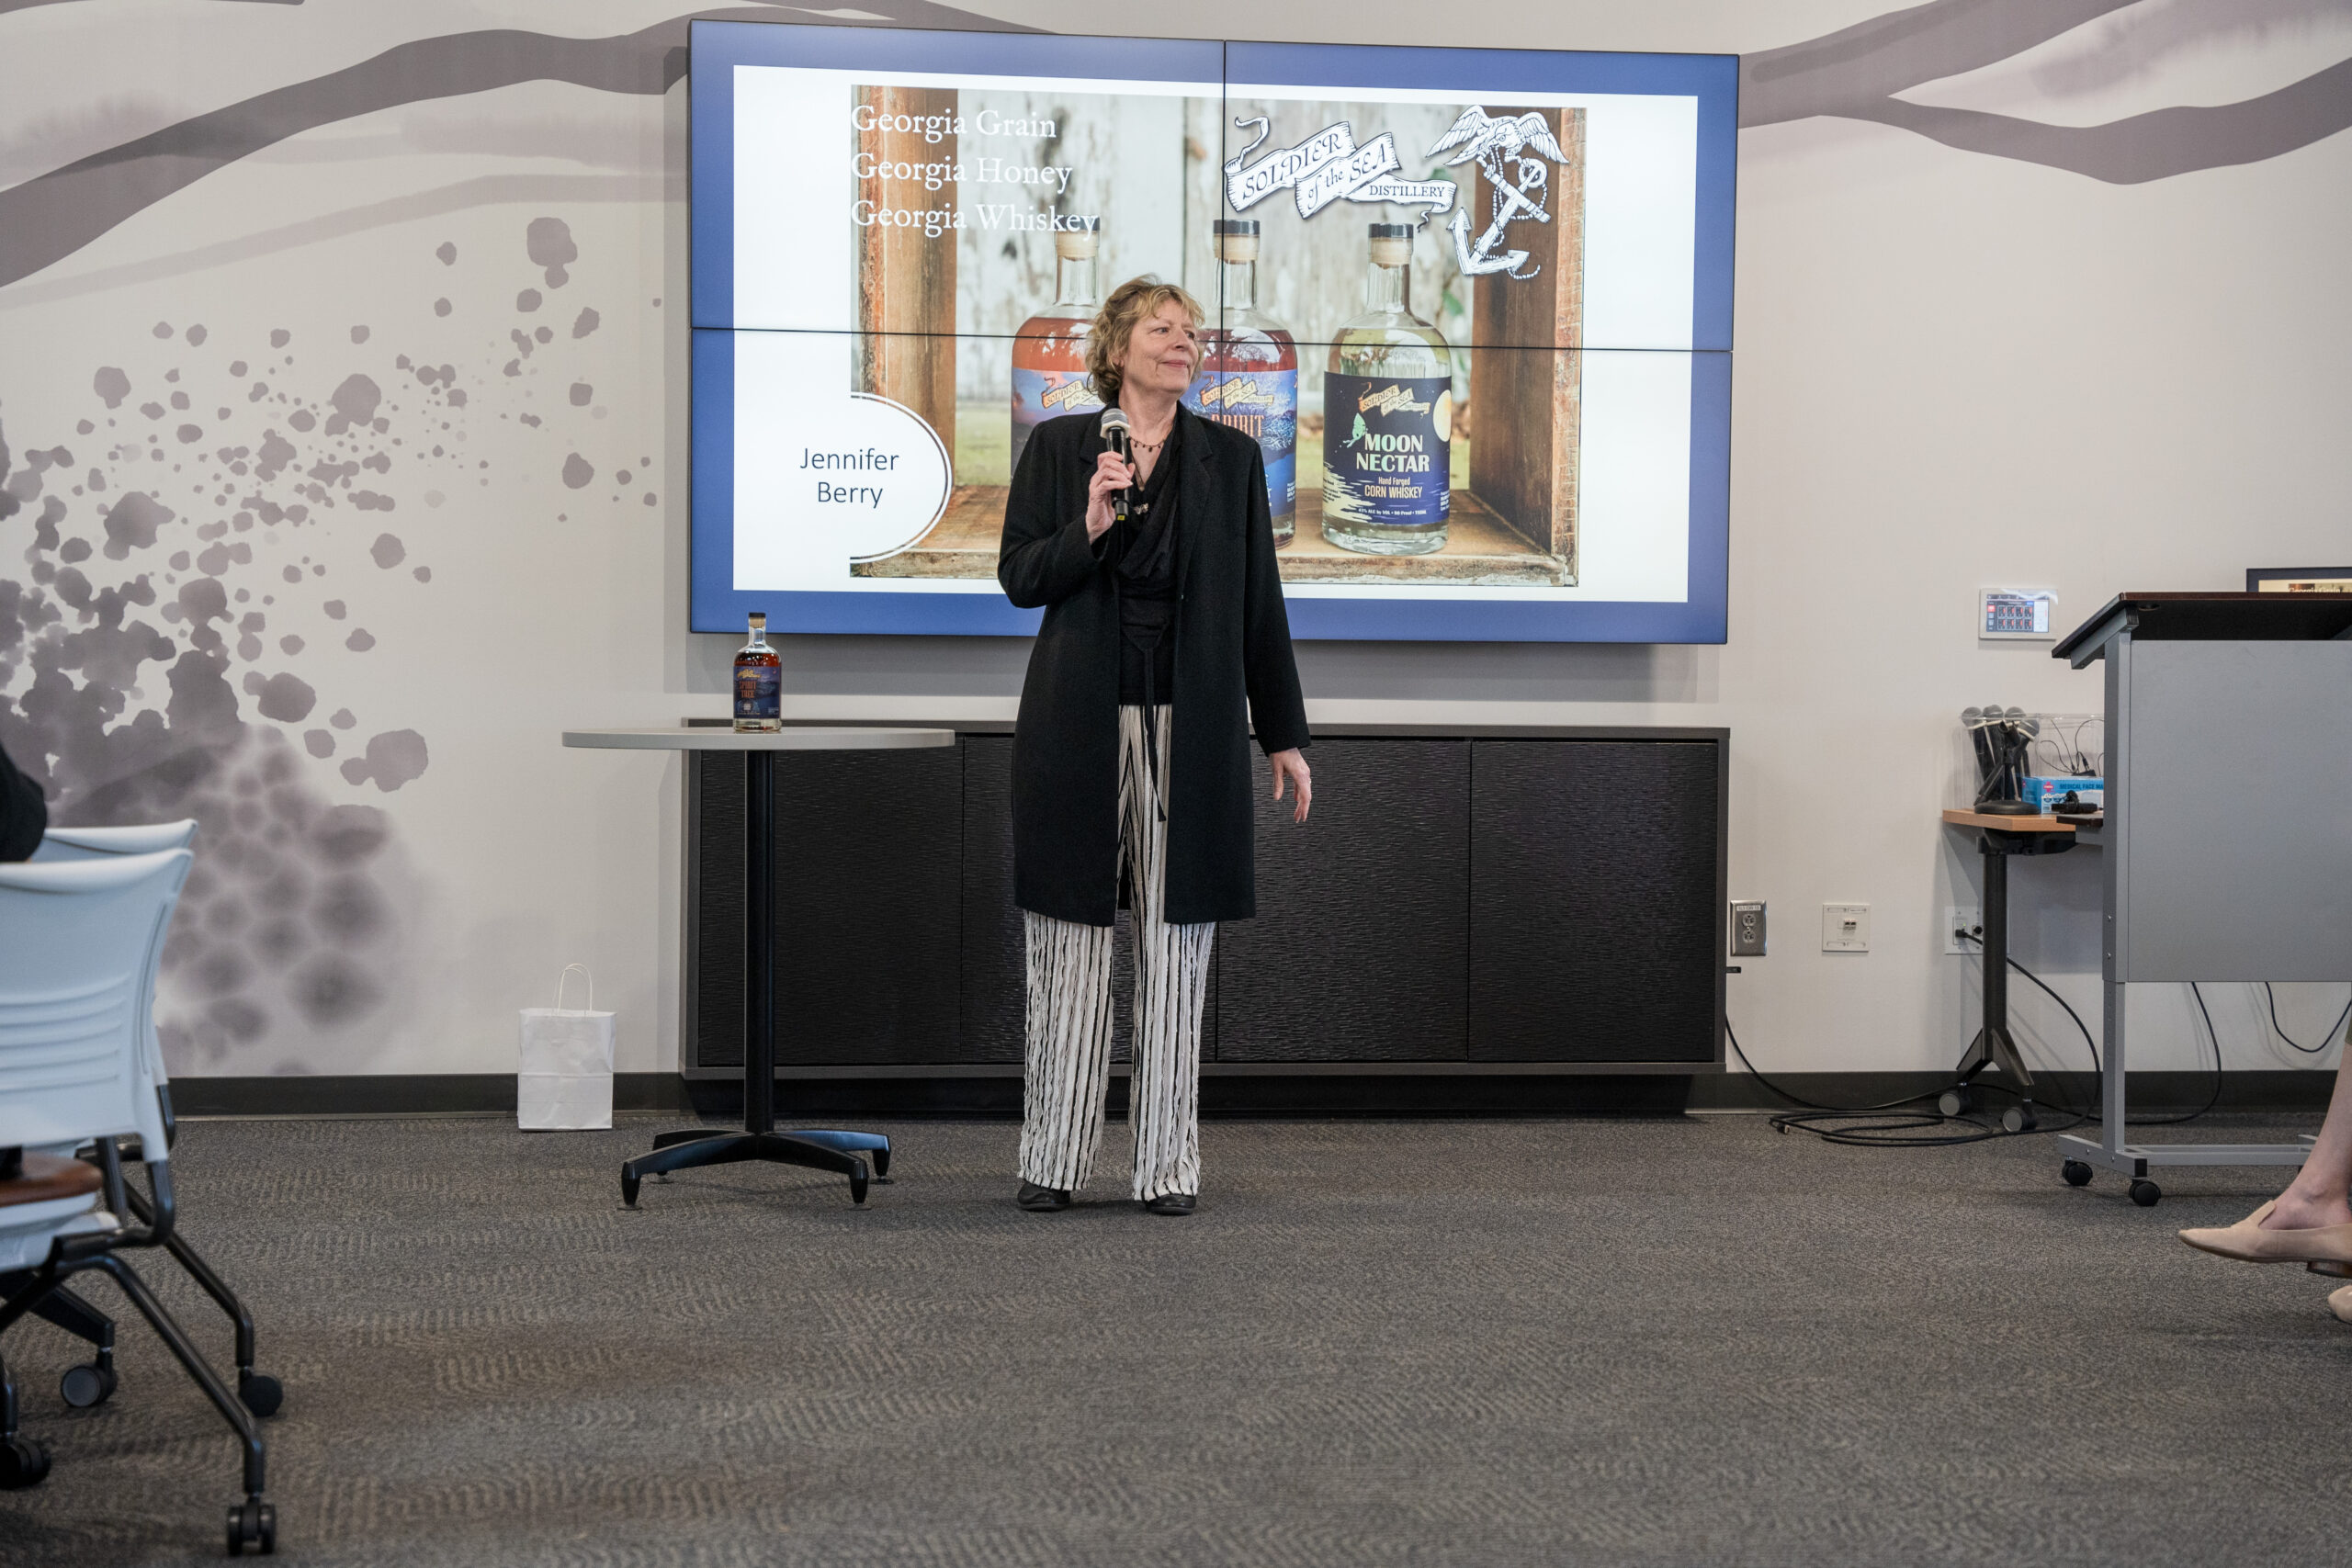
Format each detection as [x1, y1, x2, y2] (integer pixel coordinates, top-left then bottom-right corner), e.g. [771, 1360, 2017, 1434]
[1019, 705, 1214, 1201]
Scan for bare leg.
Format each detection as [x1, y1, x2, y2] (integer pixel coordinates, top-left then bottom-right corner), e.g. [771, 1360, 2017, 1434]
[2265, 1050, 2352, 1231]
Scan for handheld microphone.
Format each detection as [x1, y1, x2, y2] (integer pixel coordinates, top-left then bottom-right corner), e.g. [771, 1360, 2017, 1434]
[1100, 407, 1133, 524]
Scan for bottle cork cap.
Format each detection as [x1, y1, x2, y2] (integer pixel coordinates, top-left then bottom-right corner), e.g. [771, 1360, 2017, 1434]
[1055, 226, 1098, 260]
[1368, 236, 1411, 266]
[1216, 232, 1260, 263]
[748, 612, 766, 628]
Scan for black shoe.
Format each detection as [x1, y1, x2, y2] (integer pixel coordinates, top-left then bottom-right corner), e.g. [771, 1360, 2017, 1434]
[1142, 1192, 1196, 1216]
[1016, 1180, 1071, 1211]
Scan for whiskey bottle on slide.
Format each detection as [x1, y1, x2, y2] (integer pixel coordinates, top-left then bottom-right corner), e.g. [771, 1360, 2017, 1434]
[1010, 226, 1104, 475]
[1187, 219, 1297, 547]
[732, 613, 781, 734]
[1322, 223, 1453, 556]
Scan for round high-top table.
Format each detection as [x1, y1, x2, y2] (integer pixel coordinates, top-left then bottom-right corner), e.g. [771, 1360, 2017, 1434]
[563, 726, 956, 1206]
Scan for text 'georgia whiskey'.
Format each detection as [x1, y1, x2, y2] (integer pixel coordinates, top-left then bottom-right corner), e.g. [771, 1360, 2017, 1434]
[732, 613, 781, 734]
[1186, 219, 1298, 547]
[1322, 223, 1453, 557]
[1010, 225, 1105, 475]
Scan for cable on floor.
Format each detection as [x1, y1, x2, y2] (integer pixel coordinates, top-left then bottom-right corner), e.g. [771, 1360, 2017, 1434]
[1966, 934, 2222, 1127]
[1726, 1019, 2087, 1148]
[1737, 941, 2233, 1146]
[2263, 982, 2352, 1057]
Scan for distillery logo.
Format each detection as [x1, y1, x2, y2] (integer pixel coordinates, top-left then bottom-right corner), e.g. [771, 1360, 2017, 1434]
[1223, 118, 1456, 220]
[1354, 384, 1431, 418]
[1221, 107, 1571, 282]
[1040, 378, 1099, 412]
[1195, 377, 1278, 412]
[1430, 108, 1571, 279]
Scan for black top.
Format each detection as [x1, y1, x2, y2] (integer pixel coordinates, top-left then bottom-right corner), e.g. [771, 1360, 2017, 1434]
[0, 738, 47, 862]
[1107, 410, 1182, 708]
[2053, 591, 2352, 667]
[998, 403, 1310, 927]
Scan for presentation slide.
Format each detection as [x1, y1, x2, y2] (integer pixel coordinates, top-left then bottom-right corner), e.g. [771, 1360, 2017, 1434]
[690, 24, 1735, 640]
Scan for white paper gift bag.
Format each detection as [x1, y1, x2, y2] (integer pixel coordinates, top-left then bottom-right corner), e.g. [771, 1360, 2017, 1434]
[518, 964, 615, 1130]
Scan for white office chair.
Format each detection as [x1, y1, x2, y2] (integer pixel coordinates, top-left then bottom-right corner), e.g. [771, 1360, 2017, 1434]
[34, 821, 202, 858]
[17, 820, 282, 1424]
[0, 849, 277, 1553]
[33, 818, 198, 1092]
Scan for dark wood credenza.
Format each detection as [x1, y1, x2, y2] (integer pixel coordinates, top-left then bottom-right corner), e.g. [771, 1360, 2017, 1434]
[684, 723, 1727, 1084]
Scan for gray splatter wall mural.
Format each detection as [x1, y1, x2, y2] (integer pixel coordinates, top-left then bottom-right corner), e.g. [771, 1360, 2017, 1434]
[1, 0, 2345, 1078]
[0, 213, 651, 1072]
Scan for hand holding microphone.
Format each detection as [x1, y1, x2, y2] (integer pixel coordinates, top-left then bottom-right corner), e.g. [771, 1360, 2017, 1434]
[1086, 409, 1136, 542]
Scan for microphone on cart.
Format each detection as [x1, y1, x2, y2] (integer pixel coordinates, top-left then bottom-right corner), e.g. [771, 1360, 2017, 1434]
[1100, 407, 1134, 524]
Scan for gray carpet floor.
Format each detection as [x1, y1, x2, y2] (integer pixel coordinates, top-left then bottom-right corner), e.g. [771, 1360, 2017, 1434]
[3, 1111, 2350, 1566]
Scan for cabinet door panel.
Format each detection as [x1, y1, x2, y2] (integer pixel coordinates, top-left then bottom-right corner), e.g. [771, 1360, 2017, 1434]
[1218, 739, 1469, 1063]
[690, 752, 747, 1070]
[958, 737, 1025, 1064]
[1469, 740, 1719, 1063]
[771, 745, 965, 1065]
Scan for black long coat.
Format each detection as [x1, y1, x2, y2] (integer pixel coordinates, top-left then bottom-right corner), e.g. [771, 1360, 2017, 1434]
[999, 404, 1309, 927]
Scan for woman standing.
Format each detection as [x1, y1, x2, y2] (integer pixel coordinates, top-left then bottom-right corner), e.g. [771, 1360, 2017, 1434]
[997, 276, 1312, 1216]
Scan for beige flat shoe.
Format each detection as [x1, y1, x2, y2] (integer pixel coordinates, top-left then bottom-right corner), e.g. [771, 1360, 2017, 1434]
[2178, 1201, 2352, 1268]
[2330, 1286, 2352, 1325]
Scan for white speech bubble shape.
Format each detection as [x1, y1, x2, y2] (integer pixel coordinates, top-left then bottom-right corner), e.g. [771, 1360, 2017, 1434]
[732, 332, 954, 587]
[837, 391, 951, 563]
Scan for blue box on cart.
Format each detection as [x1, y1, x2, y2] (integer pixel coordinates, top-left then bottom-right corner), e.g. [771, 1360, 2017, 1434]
[2023, 777, 2102, 812]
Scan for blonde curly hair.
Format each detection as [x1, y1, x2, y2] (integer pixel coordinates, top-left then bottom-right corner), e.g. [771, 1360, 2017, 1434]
[1086, 276, 1205, 405]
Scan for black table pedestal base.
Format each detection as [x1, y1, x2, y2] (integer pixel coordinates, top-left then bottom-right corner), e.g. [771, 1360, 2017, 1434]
[647, 1126, 889, 1175]
[1944, 827, 2077, 1132]
[618, 746, 895, 1211]
[622, 1131, 885, 1208]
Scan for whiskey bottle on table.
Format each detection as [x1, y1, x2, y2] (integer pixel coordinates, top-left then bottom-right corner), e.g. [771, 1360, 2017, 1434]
[1322, 222, 1453, 556]
[1187, 219, 1297, 547]
[1010, 225, 1104, 476]
[732, 613, 781, 734]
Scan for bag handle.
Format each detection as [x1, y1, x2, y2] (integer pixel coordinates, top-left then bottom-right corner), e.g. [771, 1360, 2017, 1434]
[556, 963, 594, 1012]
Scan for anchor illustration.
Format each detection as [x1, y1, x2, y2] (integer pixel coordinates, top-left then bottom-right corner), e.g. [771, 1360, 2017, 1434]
[1427, 108, 1569, 279]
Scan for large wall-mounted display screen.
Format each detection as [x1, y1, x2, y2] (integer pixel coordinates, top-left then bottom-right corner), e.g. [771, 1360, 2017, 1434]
[690, 22, 1735, 641]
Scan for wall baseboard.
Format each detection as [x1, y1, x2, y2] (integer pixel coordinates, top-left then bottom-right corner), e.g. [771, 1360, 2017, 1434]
[1688, 1070, 2333, 1116]
[172, 1074, 695, 1118]
[166, 1070, 2334, 1120]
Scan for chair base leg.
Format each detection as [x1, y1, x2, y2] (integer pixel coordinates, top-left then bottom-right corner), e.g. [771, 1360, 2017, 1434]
[122, 1186, 281, 1417]
[86, 1257, 268, 1508]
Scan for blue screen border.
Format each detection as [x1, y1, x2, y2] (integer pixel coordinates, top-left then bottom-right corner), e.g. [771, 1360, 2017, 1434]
[688, 20, 1736, 644]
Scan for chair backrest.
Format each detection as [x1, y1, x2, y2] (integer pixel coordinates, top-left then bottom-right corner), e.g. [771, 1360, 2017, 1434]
[33, 821, 198, 1089]
[0, 850, 187, 1158]
[33, 821, 199, 861]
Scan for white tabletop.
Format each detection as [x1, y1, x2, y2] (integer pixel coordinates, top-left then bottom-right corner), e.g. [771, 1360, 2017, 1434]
[562, 726, 956, 752]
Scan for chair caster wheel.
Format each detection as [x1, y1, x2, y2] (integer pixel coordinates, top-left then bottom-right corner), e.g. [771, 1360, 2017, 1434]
[239, 1371, 284, 1418]
[0, 1436, 51, 1489]
[2061, 1158, 2093, 1188]
[1938, 1089, 1969, 1117]
[872, 1146, 891, 1180]
[226, 1498, 276, 1555]
[2001, 1105, 2037, 1134]
[61, 1361, 117, 1408]
[2129, 1179, 2162, 1208]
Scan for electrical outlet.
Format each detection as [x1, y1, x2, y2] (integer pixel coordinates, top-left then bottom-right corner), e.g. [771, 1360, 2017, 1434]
[1730, 901, 1767, 957]
[1822, 902, 1871, 953]
[1945, 906, 1983, 955]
